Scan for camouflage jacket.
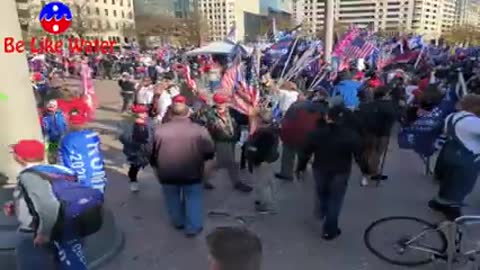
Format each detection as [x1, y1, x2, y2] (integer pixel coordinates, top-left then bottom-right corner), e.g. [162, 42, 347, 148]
[195, 106, 238, 142]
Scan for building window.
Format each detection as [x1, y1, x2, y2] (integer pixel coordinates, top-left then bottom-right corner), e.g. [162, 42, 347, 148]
[112, 0, 115, 4]
[105, 9, 108, 16]
[128, 0, 131, 7]
[104, 0, 106, 3]
[122, 10, 125, 18]
[86, 6, 91, 14]
[128, 11, 132, 19]
[120, 0, 123, 6]
[95, 7, 100, 15]
[115, 22, 119, 29]
[113, 10, 117, 17]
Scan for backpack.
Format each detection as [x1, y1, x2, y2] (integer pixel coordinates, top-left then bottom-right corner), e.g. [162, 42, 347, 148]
[437, 114, 479, 169]
[20, 165, 104, 240]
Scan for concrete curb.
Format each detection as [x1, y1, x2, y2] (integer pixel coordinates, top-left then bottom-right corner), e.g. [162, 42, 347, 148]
[89, 229, 125, 270]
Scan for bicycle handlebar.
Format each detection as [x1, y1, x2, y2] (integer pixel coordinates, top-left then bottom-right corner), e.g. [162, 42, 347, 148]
[455, 215, 480, 223]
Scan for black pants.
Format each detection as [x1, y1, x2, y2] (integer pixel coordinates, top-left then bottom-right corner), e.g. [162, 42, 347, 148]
[121, 93, 135, 112]
[128, 164, 142, 183]
[313, 168, 350, 235]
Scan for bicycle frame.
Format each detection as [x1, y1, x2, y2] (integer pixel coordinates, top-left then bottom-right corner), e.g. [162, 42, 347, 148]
[403, 218, 480, 270]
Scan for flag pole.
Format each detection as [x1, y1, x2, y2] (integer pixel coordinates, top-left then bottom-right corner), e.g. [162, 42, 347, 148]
[279, 37, 299, 83]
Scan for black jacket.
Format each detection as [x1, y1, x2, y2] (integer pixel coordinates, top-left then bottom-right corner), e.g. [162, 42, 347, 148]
[356, 99, 399, 137]
[297, 117, 369, 174]
[246, 126, 279, 169]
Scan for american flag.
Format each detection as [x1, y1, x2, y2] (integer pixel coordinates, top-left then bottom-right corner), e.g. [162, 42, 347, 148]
[226, 24, 236, 43]
[220, 45, 258, 115]
[344, 35, 377, 59]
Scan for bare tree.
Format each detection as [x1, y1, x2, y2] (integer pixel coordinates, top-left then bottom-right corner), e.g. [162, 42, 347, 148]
[179, 9, 209, 46]
[19, 2, 43, 40]
[65, 0, 101, 38]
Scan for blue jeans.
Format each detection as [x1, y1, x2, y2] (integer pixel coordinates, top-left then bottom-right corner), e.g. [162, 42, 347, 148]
[16, 232, 55, 270]
[162, 184, 203, 234]
[313, 169, 350, 235]
[15, 232, 86, 270]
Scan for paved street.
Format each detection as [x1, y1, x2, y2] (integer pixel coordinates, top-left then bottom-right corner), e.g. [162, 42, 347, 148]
[92, 80, 480, 270]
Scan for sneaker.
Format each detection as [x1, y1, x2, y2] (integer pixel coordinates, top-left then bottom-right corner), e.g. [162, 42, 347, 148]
[255, 201, 277, 214]
[428, 200, 462, 221]
[322, 229, 342, 241]
[360, 176, 369, 187]
[130, 182, 139, 192]
[234, 182, 253, 193]
[204, 182, 215, 190]
[274, 173, 294, 182]
[185, 228, 203, 238]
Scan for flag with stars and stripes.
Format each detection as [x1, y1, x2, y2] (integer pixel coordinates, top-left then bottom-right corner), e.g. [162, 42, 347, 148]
[343, 35, 377, 59]
[220, 44, 259, 115]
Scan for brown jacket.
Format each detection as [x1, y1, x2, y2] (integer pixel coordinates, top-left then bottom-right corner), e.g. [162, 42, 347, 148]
[151, 115, 215, 185]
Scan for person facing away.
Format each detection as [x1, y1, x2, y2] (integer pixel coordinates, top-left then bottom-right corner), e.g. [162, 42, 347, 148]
[332, 72, 363, 110]
[356, 85, 400, 186]
[4, 140, 88, 270]
[429, 94, 480, 220]
[151, 101, 215, 237]
[245, 109, 280, 214]
[58, 106, 107, 193]
[296, 104, 370, 240]
[207, 227, 262, 270]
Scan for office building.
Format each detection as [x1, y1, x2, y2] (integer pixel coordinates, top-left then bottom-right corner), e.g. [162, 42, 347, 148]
[197, 0, 260, 41]
[292, 0, 455, 40]
[456, 0, 480, 28]
[260, 0, 292, 14]
[16, 0, 135, 43]
[412, 0, 456, 40]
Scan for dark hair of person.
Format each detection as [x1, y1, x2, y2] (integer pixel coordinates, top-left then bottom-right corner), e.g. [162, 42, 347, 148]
[374, 86, 389, 99]
[419, 85, 444, 110]
[206, 227, 262, 270]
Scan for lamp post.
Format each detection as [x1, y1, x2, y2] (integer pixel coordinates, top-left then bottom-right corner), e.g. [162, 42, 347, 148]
[324, 0, 335, 63]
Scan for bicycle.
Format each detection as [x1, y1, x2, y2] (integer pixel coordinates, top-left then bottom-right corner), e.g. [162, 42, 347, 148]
[364, 215, 480, 270]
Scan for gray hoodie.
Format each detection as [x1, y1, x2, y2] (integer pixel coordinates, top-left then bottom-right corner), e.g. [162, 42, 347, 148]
[14, 165, 61, 241]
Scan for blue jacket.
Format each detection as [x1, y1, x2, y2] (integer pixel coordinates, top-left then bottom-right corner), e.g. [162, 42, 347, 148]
[42, 111, 68, 142]
[58, 129, 107, 193]
[332, 80, 362, 109]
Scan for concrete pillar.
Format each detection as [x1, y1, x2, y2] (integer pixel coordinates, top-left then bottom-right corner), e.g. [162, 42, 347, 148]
[324, 0, 335, 63]
[0, 0, 42, 185]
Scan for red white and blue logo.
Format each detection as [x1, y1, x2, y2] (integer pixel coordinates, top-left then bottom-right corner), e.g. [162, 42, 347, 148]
[39, 2, 72, 35]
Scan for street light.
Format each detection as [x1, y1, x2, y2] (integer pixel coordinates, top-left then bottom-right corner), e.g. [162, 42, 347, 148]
[324, 0, 334, 63]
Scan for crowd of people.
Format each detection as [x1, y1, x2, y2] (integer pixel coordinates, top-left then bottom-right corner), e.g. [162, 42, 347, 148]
[4, 33, 480, 270]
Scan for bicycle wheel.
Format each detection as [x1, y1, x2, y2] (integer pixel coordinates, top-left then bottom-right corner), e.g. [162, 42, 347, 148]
[364, 216, 448, 267]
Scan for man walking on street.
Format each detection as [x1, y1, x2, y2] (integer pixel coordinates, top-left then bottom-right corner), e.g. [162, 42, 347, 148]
[151, 98, 215, 237]
[202, 93, 253, 193]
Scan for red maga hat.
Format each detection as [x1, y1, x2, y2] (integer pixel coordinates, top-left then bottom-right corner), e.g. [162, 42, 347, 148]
[212, 93, 228, 104]
[68, 108, 88, 125]
[32, 72, 43, 82]
[172, 95, 187, 104]
[12, 140, 45, 161]
[131, 104, 149, 114]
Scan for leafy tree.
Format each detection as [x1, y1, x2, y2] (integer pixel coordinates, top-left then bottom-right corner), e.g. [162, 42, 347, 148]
[443, 24, 480, 45]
